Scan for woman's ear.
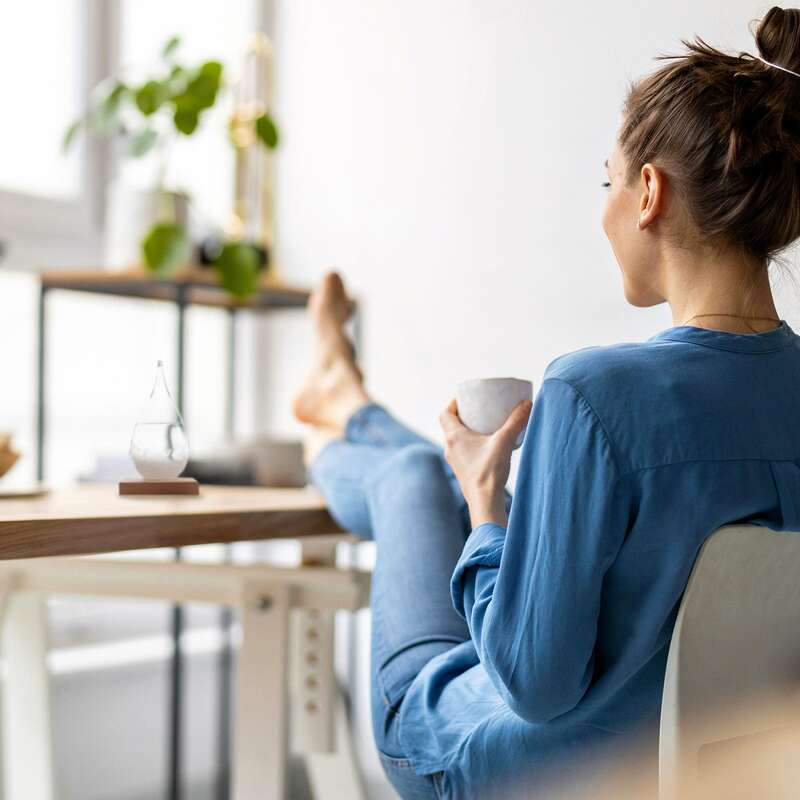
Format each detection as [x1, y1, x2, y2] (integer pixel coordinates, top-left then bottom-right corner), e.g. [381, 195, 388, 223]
[638, 163, 665, 230]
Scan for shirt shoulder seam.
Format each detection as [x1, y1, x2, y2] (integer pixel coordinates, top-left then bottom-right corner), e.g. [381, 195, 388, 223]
[542, 377, 624, 475]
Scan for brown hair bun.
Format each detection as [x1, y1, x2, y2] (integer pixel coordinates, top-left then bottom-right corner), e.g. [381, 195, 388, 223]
[756, 6, 800, 73]
[619, 6, 800, 266]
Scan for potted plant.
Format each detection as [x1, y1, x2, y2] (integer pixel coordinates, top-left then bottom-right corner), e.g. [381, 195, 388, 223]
[65, 36, 279, 299]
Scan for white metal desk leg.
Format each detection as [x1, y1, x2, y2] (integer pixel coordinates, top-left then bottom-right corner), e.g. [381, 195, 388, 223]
[233, 582, 291, 800]
[296, 540, 366, 800]
[1, 592, 54, 800]
[305, 683, 366, 800]
[296, 540, 339, 754]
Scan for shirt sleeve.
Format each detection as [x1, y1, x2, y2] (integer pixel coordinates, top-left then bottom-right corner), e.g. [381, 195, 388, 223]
[450, 377, 628, 724]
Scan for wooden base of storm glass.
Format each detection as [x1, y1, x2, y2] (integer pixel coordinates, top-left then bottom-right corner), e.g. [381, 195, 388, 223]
[118, 478, 200, 496]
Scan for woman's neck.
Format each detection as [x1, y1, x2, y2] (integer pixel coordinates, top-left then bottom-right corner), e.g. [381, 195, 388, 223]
[662, 247, 779, 333]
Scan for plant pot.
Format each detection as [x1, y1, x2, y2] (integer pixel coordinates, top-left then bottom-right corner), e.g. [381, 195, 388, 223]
[104, 181, 190, 270]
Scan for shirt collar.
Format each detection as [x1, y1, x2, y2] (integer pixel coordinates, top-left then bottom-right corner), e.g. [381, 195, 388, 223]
[649, 321, 797, 354]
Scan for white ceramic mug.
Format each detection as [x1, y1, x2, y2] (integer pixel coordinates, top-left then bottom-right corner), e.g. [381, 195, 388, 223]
[456, 377, 534, 448]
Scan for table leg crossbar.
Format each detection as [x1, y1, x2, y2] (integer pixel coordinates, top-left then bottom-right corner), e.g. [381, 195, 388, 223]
[0, 555, 371, 800]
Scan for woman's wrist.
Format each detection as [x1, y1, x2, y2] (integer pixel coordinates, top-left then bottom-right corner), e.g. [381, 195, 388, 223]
[466, 487, 508, 529]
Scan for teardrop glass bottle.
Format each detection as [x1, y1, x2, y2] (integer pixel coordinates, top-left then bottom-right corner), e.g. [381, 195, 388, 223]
[130, 361, 189, 480]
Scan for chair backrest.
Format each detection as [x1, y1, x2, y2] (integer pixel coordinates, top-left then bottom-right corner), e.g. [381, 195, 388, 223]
[659, 524, 800, 800]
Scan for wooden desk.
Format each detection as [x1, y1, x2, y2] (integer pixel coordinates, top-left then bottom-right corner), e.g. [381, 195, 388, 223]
[0, 484, 343, 560]
[0, 485, 363, 800]
[23, 265, 360, 799]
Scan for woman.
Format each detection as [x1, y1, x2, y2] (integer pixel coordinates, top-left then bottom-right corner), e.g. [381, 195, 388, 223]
[293, 7, 800, 798]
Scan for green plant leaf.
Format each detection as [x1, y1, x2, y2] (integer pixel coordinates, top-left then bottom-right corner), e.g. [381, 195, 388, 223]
[92, 81, 129, 131]
[162, 35, 181, 59]
[255, 112, 279, 149]
[128, 128, 159, 157]
[142, 223, 191, 276]
[199, 60, 223, 83]
[170, 60, 223, 135]
[213, 242, 260, 298]
[173, 109, 199, 135]
[189, 61, 223, 109]
[172, 90, 200, 113]
[135, 80, 169, 116]
[62, 119, 83, 153]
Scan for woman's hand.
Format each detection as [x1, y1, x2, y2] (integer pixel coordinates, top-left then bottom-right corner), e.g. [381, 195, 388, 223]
[439, 398, 533, 528]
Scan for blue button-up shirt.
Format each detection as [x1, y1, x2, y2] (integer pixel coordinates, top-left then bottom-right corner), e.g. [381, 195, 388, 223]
[396, 322, 800, 798]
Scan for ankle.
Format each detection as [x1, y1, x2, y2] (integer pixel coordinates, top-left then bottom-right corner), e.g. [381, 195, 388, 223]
[336, 393, 371, 430]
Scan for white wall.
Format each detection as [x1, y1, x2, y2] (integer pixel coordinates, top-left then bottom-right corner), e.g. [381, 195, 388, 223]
[259, 0, 800, 444]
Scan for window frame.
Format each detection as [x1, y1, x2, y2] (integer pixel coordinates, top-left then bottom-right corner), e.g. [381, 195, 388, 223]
[0, 0, 118, 265]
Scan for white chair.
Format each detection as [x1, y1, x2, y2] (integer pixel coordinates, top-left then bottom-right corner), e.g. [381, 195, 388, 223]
[659, 524, 800, 799]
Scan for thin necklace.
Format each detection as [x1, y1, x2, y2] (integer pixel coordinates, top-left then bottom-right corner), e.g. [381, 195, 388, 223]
[681, 312, 781, 332]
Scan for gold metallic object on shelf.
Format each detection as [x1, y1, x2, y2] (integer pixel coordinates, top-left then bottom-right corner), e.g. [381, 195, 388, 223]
[228, 33, 276, 269]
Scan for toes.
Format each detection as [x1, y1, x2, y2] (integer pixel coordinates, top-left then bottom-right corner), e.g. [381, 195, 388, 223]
[319, 271, 344, 302]
[324, 270, 345, 292]
[309, 274, 354, 336]
[321, 271, 350, 307]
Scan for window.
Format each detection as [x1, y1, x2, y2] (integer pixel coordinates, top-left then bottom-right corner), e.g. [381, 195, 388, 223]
[0, 0, 83, 199]
[0, 0, 112, 258]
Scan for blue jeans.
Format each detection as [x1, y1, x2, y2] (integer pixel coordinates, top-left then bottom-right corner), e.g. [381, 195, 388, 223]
[309, 403, 481, 799]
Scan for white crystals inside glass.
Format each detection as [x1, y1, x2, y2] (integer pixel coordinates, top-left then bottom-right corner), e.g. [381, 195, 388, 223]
[130, 361, 189, 480]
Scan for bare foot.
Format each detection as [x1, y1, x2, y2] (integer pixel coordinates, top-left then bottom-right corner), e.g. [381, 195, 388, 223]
[293, 352, 369, 431]
[293, 271, 370, 434]
[309, 272, 356, 355]
[309, 271, 355, 329]
[307, 271, 363, 379]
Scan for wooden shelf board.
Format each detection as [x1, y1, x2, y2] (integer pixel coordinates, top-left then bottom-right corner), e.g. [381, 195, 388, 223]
[38, 267, 311, 310]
